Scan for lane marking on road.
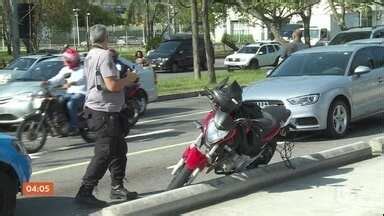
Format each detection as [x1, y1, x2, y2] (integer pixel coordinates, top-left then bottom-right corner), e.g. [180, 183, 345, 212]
[125, 129, 176, 139]
[32, 140, 193, 176]
[29, 151, 47, 160]
[137, 111, 209, 125]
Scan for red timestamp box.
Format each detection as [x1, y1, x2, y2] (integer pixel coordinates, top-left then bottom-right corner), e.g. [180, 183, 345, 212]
[22, 182, 54, 197]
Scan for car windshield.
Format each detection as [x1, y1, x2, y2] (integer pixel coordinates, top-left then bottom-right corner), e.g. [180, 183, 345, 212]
[13, 60, 64, 81]
[329, 31, 371, 45]
[155, 41, 181, 54]
[238, 46, 259, 54]
[5, 58, 36, 70]
[271, 51, 352, 77]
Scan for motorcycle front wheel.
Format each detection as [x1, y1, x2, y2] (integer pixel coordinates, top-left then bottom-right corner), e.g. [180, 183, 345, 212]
[167, 165, 193, 190]
[17, 115, 47, 154]
[125, 99, 140, 126]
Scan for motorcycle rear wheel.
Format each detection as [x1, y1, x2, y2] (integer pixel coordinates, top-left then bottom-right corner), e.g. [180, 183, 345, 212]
[247, 141, 277, 169]
[17, 116, 47, 154]
[167, 165, 192, 190]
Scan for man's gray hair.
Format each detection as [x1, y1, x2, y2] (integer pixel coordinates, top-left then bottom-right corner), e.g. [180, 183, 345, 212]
[90, 24, 108, 44]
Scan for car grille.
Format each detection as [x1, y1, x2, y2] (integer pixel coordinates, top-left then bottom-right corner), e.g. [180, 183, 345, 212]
[247, 100, 284, 108]
[0, 97, 12, 105]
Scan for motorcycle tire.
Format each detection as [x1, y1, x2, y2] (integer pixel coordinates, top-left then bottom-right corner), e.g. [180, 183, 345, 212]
[247, 141, 277, 169]
[17, 115, 48, 154]
[126, 99, 140, 126]
[167, 165, 193, 190]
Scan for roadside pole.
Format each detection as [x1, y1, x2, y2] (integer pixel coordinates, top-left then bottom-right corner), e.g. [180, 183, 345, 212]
[9, 0, 20, 58]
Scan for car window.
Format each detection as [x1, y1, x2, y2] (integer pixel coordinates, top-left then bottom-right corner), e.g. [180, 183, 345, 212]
[372, 30, 384, 38]
[155, 41, 181, 54]
[329, 31, 371, 45]
[349, 48, 375, 74]
[273, 45, 280, 51]
[14, 60, 64, 81]
[238, 46, 259, 54]
[259, 46, 267, 54]
[271, 51, 352, 77]
[5, 58, 36, 70]
[267, 45, 275, 53]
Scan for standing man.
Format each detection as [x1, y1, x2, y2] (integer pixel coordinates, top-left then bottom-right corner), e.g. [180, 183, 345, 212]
[75, 24, 138, 207]
[281, 29, 308, 60]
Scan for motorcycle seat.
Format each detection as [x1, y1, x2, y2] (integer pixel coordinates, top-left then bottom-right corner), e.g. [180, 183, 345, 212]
[253, 106, 291, 135]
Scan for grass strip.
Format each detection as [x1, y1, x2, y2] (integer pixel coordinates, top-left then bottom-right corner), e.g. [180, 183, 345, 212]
[157, 69, 266, 96]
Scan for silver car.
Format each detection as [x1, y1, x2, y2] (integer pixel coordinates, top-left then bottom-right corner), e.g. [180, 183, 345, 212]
[0, 56, 158, 125]
[243, 44, 384, 138]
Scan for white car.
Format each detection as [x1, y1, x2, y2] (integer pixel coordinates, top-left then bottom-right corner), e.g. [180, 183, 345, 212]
[224, 43, 282, 70]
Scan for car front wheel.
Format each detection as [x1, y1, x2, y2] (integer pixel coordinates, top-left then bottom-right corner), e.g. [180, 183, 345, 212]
[326, 100, 350, 138]
[0, 172, 17, 216]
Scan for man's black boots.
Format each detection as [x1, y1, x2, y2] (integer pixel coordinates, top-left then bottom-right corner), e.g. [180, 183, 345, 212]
[75, 185, 108, 207]
[110, 184, 138, 200]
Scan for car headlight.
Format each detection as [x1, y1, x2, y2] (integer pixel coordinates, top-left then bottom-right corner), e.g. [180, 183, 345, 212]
[160, 58, 168, 62]
[288, 94, 320, 106]
[12, 139, 28, 155]
[206, 120, 229, 144]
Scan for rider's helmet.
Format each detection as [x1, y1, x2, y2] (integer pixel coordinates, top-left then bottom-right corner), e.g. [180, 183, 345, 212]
[62, 48, 80, 69]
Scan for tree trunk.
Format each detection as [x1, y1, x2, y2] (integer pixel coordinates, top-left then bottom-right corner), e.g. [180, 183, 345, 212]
[328, 0, 347, 30]
[202, 0, 215, 84]
[300, 8, 312, 47]
[9, 0, 20, 58]
[1, 7, 12, 55]
[191, 0, 201, 80]
[269, 23, 287, 44]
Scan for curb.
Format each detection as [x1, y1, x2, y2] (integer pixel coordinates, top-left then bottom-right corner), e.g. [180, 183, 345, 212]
[156, 91, 205, 102]
[93, 136, 384, 216]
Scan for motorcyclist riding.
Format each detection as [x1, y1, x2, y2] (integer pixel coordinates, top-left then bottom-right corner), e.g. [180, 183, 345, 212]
[42, 48, 86, 136]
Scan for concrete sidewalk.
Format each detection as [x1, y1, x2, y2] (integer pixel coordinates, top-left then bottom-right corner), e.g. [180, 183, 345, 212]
[184, 156, 384, 216]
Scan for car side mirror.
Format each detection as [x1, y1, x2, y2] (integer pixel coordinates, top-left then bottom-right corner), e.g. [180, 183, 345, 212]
[258, 51, 264, 55]
[354, 65, 371, 75]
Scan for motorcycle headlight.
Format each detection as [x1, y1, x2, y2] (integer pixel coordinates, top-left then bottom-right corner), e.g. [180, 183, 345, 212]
[206, 120, 229, 144]
[288, 94, 320, 106]
[12, 139, 28, 155]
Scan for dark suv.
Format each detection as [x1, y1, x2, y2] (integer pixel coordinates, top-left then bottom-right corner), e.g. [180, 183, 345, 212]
[148, 37, 207, 72]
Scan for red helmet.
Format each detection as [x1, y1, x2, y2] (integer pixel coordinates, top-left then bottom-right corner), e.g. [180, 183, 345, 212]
[63, 48, 80, 69]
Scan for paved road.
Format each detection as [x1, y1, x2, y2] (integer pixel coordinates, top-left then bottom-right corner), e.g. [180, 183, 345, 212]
[8, 96, 382, 216]
[186, 156, 384, 216]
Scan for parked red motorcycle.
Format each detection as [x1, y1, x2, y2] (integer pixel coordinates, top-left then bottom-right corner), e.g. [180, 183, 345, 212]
[168, 78, 293, 189]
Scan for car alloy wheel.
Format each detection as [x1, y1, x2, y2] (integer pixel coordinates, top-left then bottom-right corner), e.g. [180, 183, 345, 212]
[332, 104, 348, 134]
[326, 99, 350, 138]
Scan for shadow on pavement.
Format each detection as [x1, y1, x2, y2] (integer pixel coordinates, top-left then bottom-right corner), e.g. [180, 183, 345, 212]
[16, 196, 100, 216]
[266, 167, 353, 193]
[143, 107, 196, 118]
[294, 114, 383, 143]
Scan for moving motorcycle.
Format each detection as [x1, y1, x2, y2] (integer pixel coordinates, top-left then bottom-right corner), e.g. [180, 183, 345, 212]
[168, 78, 293, 189]
[16, 86, 95, 153]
